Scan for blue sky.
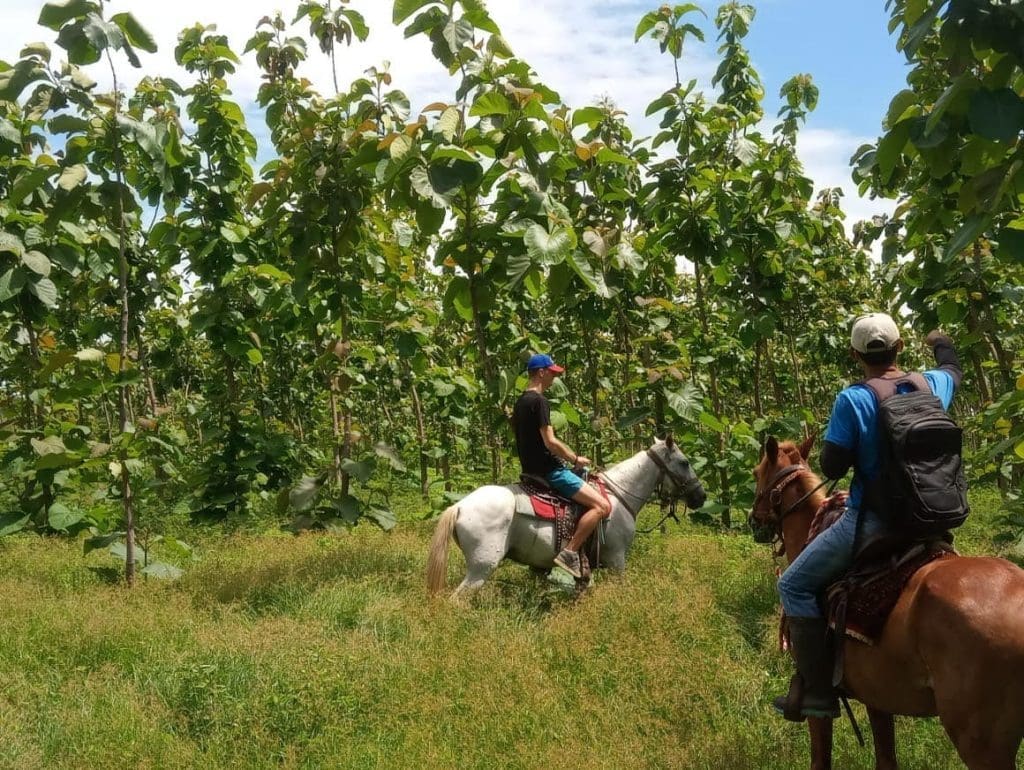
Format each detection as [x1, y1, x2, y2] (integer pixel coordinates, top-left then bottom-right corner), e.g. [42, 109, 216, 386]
[1, 0, 906, 229]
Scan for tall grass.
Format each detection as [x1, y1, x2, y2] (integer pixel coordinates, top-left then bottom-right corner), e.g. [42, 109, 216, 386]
[0, 486, 1012, 769]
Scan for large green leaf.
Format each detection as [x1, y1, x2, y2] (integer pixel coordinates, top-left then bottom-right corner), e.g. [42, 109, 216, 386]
[571, 106, 605, 129]
[0, 513, 31, 537]
[110, 12, 156, 53]
[365, 505, 397, 531]
[341, 457, 376, 483]
[0, 118, 20, 144]
[441, 16, 473, 53]
[505, 251, 532, 286]
[374, 441, 406, 472]
[83, 530, 125, 554]
[28, 277, 58, 307]
[944, 213, 986, 260]
[289, 475, 323, 511]
[31, 435, 67, 455]
[38, 0, 96, 31]
[393, 0, 437, 25]
[615, 406, 653, 431]
[436, 106, 459, 141]
[334, 495, 361, 524]
[565, 250, 611, 298]
[0, 231, 25, 257]
[57, 164, 88, 191]
[524, 224, 574, 263]
[428, 157, 482, 194]
[875, 119, 912, 184]
[47, 502, 84, 531]
[968, 88, 1024, 143]
[665, 383, 703, 422]
[0, 268, 27, 302]
[411, 166, 450, 207]
[469, 91, 511, 117]
[443, 275, 474, 322]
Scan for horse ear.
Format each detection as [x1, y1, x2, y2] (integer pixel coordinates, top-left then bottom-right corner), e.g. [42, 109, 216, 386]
[665, 433, 674, 449]
[764, 435, 779, 464]
[798, 433, 816, 461]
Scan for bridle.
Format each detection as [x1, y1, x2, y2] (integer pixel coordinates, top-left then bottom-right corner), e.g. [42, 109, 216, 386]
[603, 447, 702, 520]
[749, 462, 831, 550]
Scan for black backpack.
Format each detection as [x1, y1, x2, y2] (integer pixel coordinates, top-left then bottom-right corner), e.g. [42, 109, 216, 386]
[861, 373, 969, 536]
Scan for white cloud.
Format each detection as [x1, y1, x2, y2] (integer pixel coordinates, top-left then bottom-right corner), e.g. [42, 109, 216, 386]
[1, 1, 890, 234]
[795, 126, 896, 239]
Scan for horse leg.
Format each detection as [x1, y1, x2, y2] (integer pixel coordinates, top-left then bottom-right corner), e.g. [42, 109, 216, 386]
[807, 716, 833, 770]
[450, 504, 513, 600]
[934, 694, 1022, 770]
[865, 707, 897, 770]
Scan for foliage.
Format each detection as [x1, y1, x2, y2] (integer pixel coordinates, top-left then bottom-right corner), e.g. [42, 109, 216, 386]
[0, 0, 1020, 569]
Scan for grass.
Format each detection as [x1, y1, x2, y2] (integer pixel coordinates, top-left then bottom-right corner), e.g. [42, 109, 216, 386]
[0, 485, 1016, 769]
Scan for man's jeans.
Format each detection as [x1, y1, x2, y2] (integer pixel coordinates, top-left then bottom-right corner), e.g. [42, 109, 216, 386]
[778, 506, 887, 618]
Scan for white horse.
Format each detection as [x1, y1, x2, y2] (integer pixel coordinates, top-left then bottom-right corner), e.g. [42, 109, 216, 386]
[426, 437, 707, 597]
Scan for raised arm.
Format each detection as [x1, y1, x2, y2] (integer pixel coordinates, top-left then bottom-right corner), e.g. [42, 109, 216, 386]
[926, 330, 963, 388]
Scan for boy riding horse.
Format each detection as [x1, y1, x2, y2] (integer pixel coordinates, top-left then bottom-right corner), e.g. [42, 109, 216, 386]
[511, 353, 611, 578]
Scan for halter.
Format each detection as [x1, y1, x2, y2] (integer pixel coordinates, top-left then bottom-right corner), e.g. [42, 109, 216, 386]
[602, 447, 701, 519]
[749, 462, 832, 551]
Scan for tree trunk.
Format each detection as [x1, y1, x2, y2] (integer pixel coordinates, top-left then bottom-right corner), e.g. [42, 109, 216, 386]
[410, 381, 429, 498]
[468, 272, 500, 483]
[693, 257, 730, 526]
[752, 340, 764, 417]
[329, 375, 344, 488]
[786, 333, 807, 412]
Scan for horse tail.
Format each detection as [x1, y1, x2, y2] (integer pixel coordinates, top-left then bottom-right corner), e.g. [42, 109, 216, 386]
[426, 505, 459, 594]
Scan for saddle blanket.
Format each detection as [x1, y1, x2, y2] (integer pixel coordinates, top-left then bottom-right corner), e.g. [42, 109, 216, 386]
[827, 544, 955, 644]
[511, 479, 573, 520]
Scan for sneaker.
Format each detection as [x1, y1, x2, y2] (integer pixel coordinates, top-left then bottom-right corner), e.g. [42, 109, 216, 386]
[553, 548, 582, 578]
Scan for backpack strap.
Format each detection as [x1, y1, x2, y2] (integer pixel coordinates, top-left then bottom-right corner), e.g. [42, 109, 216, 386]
[860, 372, 931, 403]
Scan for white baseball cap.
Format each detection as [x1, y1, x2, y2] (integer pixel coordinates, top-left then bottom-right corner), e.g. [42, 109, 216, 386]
[850, 312, 901, 353]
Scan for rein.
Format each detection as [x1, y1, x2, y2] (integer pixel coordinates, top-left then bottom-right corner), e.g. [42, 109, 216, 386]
[752, 463, 835, 555]
[602, 448, 699, 521]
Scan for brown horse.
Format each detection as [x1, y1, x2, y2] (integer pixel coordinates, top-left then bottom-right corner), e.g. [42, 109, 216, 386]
[750, 435, 1024, 770]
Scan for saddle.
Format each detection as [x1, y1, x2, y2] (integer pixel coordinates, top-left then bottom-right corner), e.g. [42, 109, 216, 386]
[511, 474, 609, 581]
[803, 492, 957, 646]
[826, 537, 955, 645]
[794, 493, 958, 689]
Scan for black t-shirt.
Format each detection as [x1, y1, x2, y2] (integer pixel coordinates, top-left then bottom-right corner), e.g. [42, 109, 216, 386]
[512, 390, 561, 475]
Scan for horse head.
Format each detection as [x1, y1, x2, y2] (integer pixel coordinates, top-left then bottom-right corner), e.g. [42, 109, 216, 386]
[748, 434, 815, 545]
[652, 435, 707, 510]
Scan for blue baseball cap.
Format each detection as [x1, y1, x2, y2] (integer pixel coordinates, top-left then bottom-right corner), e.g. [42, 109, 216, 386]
[526, 353, 564, 373]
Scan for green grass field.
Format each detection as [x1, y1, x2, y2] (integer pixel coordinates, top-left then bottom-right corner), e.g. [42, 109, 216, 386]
[0, 487, 1015, 769]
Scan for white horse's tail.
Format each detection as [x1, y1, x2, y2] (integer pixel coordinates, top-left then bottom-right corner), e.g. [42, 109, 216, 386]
[426, 505, 459, 594]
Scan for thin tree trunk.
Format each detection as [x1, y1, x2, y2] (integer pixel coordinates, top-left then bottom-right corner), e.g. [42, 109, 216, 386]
[786, 334, 807, 411]
[693, 257, 730, 526]
[468, 272, 500, 483]
[329, 376, 344, 488]
[752, 340, 764, 417]
[106, 44, 136, 587]
[410, 381, 429, 498]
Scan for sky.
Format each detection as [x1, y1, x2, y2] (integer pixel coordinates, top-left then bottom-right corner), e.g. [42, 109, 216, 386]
[0, 0, 909, 232]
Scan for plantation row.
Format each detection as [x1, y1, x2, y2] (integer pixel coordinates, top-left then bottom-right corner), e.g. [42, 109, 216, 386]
[1, 0, 1023, 579]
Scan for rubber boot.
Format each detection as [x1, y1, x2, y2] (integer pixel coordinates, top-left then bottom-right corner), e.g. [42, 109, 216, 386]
[772, 616, 840, 721]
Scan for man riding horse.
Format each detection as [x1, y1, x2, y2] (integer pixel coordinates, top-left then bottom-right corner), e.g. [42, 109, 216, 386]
[511, 353, 611, 578]
[774, 313, 963, 720]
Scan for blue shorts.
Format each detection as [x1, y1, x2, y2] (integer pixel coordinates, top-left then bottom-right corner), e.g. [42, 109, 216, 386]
[545, 467, 584, 497]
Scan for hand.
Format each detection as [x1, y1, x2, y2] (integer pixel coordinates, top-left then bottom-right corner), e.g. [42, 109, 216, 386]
[574, 455, 592, 469]
[925, 329, 950, 347]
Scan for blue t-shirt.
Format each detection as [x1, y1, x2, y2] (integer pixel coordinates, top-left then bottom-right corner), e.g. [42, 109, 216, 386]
[823, 370, 956, 513]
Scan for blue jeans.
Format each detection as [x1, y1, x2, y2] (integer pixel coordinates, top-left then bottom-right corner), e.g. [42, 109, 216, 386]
[545, 466, 585, 497]
[778, 507, 887, 618]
